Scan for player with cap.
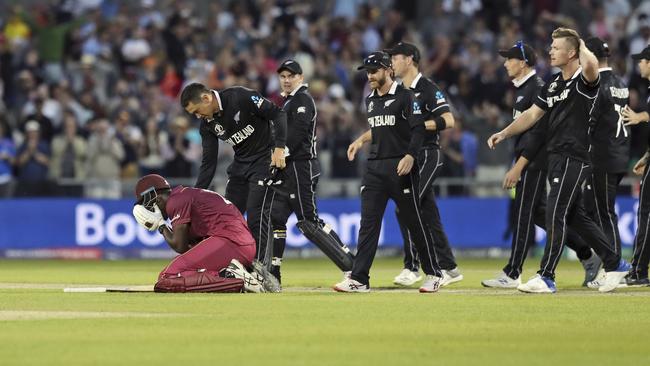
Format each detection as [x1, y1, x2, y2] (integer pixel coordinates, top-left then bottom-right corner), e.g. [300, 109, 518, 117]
[132, 174, 280, 293]
[621, 44, 650, 287]
[488, 28, 629, 293]
[385, 42, 463, 287]
[482, 41, 600, 288]
[269, 60, 354, 284]
[179, 82, 287, 268]
[333, 51, 443, 293]
[580, 37, 631, 288]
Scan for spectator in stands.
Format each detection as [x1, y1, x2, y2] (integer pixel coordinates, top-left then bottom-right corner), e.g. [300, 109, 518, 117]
[15, 120, 51, 196]
[139, 117, 168, 176]
[49, 113, 86, 196]
[162, 116, 198, 178]
[0, 119, 15, 197]
[85, 119, 124, 198]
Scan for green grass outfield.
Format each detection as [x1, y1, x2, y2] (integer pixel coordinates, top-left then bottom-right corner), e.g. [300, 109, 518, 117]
[1, 257, 649, 366]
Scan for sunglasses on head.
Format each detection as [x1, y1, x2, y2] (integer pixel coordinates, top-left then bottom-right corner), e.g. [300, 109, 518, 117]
[516, 40, 528, 64]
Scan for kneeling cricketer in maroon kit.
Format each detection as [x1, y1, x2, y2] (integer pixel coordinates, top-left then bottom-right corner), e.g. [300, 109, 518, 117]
[132, 174, 278, 293]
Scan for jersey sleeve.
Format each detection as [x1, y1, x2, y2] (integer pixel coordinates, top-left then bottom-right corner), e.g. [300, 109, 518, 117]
[533, 82, 550, 111]
[244, 89, 287, 148]
[166, 191, 192, 228]
[195, 122, 219, 189]
[426, 84, 451, 118]
[520, 115, 548, 162]
[577, 73, 600, 99]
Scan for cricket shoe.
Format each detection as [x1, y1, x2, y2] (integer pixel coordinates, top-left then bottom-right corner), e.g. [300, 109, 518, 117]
[419, 275, 442, 293]
[580, 251, 602, 286]
[599, 260, 631, 293]
[517, 274, 556, 294]
[251, 260, 282, 293]
[393, 269, 422, 286]
[224, 259, 265, 293]
[481, 272, 521, 288]
[333, 277, 369, 293]
[625, 272, 650, 287]
[341, 271, 351, 282]
[440, 267, 464, 287]
[586, 269, 606, 289]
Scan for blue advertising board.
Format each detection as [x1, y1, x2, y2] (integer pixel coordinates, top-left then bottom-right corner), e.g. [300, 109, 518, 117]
[0, 197, 641, 258]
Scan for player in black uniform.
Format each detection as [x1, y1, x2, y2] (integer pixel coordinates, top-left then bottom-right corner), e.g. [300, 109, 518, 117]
[581, 37, 631, 288]
[180, 83, 287, 265]
[385, 42, 463, 287]
[488, 28, 629, 293]
[621, 44, 650, 287]
[269, 60, 354, 283]
[333, 51, 443, 293]
[482, 41, 600, 288]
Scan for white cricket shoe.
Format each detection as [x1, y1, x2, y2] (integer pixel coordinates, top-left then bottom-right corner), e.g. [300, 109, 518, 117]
[393, 268, 422, 286]
[341, 271, 351, 282]
[517, 274, 557, 293]
[333, 277, 369, 293]
[225, 259, 265, 293]
[440, 267, 464, 287]
[599, 260, 631, 293]
[586, 269, 606, 289]
[481, 272, 521, 288]
[419, 275, 442, 293]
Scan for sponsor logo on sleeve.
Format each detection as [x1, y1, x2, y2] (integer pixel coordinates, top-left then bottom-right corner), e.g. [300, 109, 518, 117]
[250, 95, 264, 108]
[435, 91, 446, 103]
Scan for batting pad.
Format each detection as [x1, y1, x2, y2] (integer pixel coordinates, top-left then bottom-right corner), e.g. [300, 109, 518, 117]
[63, 285, 155, 293]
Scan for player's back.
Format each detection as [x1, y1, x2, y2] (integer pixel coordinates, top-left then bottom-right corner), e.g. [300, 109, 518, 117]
[166, 186, 253, 244]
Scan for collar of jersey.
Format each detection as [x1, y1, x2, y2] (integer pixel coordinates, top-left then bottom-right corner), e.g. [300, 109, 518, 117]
[409, 73, 423, 89]
[281, 83, 309, 98]
[206, 90, 224, 122]
[512, 70, 537, 88]
[598, 67, 612, 73]
[370, 81, 398, 97]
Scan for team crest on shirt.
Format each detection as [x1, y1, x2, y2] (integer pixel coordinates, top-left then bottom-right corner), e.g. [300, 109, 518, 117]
[415, 92, 421, 97]
[250, 95, 264, 108]
[516, 96, 524, 103]
[234, 111, 241, 123]
[214, 123, 226, 136]
[413, 101, 422, 115]
[384, 99, 395, 107]
[548, 82, 557, 93]
[435, 91, 446, 103]
[368, 101, 374, 113]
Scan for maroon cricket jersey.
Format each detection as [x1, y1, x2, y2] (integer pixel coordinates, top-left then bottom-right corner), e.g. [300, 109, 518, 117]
[165, 186, 254, 245]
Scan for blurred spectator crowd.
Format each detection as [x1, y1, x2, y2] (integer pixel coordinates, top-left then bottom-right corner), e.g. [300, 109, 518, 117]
[0, 0, 649, 198]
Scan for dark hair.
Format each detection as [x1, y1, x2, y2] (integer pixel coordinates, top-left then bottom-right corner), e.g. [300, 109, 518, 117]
[180, 83, 210, 108]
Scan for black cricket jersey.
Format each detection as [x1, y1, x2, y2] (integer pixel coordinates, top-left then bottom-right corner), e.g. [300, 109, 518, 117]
[365, 81, 425, 160]
[512, 71, 548, 171]
[196, 87, 287, 188]
[407, 73, 450, 148]
[533, 68, 600, 162]
[281, 84, 317, 161]
[589, 68, 630, 173]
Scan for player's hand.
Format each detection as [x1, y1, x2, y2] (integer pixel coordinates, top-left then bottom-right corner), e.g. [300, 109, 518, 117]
[633, 158, 647, 176]
[271, 147, 286, 169]
[487, 131, 506, 149]
[622, 105, 645, 126]
[502, 167, 522, 189]
[133, 204, 165, 231]
[347, 139, 363, 161]
[397, 154, 414, 176]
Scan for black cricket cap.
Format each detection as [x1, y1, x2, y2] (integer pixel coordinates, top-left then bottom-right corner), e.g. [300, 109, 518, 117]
[277, 59, 303, 74]
[498, 41, 536, 66]
[585, 37, 611, 58]
[632, 45, 650, 60]
[384, 42, 421, 63]
[357, 51, 392, 71]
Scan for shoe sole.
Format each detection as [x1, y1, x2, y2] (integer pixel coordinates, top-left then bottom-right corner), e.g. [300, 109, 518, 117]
[393, 280, 417, 286]
[517, 287, 555, 294]
[332, 285, 369, 293]
[481, 281, 519, 289]
[418, 287, 440, 293]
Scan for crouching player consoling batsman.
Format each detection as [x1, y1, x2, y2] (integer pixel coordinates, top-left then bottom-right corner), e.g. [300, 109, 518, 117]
[132, 174, 280, 293]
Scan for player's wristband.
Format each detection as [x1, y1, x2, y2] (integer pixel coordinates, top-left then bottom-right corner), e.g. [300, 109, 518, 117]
[434, 116, 446, 131]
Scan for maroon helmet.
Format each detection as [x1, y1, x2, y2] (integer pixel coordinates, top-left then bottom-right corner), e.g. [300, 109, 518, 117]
[135, 174, 170, 208]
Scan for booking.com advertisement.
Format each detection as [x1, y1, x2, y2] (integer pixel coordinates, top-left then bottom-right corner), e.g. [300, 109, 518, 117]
[0, 198, 641, 259]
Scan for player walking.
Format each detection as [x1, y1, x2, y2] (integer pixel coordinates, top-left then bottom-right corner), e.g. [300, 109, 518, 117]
[488, 28, 630, 293]
[333, 51, 443, 293]
[385, 42, 463, 287]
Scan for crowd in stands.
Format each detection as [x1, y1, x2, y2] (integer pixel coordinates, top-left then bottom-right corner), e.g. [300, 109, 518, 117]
[0, 0, 649, 197]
